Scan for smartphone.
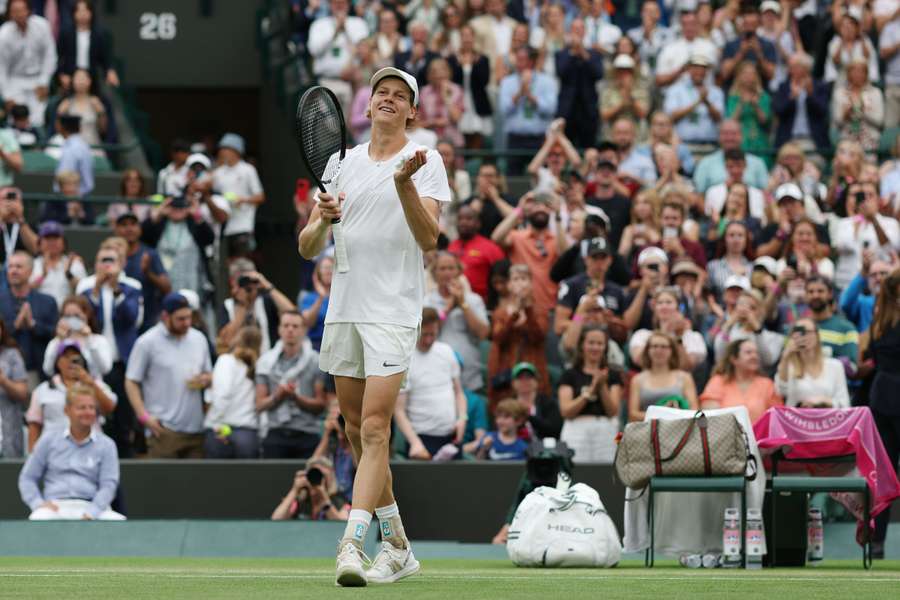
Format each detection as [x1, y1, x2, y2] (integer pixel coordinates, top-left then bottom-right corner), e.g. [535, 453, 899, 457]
[663, 226, 678, 239]
[792, 325, 807, 336]
[786, 255, 798, 271]
[856, 191, 866, 205]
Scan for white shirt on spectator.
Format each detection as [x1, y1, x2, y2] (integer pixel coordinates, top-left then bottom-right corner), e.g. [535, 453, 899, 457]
[307, 15, 369, 78]
[776, 358, 850, 408]
[31, 254, 87, 309]
[401, 340, 459, 436]
[824, 36, 879, 84]
[203, 353, 258, 431]
[157, 162, 189, 197]
[628, 328, 707, 368]
[583, 17, 621, 55]
[0, 15, 57, 127]
[214, 160, 264, 236]
[663, 78, 724, 143]
[833, 214, 900, 290]
[655, 36, 718, 87]
[704, 183, 767, 224]
[25, 375, 116, 438]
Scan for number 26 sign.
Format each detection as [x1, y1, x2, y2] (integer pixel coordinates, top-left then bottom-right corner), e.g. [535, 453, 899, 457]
[139, 12, 177, 40]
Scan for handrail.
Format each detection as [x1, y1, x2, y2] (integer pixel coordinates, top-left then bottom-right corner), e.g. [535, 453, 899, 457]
[25, 139, 142, 153]
[22, 193, 159, 206]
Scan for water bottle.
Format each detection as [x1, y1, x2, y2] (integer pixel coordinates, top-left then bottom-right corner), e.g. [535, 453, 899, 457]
[745, 508, 765, 570]
[679, 554, 702, 568]
[722, 507, 742, 568]
[702, 553, 720, 569]
[807, 508, 824, 565]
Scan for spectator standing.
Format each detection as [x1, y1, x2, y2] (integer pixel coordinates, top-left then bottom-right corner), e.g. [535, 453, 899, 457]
[0, 187, 37, 267]
[662, 53, 724, 148]
[692, 120, 768, 194]
[492, 193, 560, 318]
[831, 59, 885, 156]
[700, 338, 781, 423]
[395, 308, 467, 460]
[825, 6, 879, 85]
[424, 252, 489, 392]
[775, 318, 850, 408]
[704, 150, 766, 224]
[585, 155, 631, 251]
[448, 204, 505, 301]
[54, 113, 93, 196]
[772, 53, 831, 151]
[41, 295, 112, 379]
[719, 3, 776, 87]
[214, 133, 265, 258]
[156, 138, 190, 197]
[627, 0, 671, 76]
[0, 251, 58, 380]
[868, 269, 900, 558]
[654, 8, 718, 90]
[142, 195, 215, 299]
[307, 0, 369, 113]
[255, 311, 326, 459]
[498, 46, 558, 175]
[558, 325, 624, 463]
[393, 21, 439, 86]
[555, 18, 604, 149]
[469, 0, 517, 62]
[204, 326, 262, 459]
[726, 62, 772, 158]
[600, 54, 650, 127]
[125, 293, 212, 458]
[26, 340, 116, 450]
[417, 58, 465, 148]
[833, 181, 899, 291]
[628, 287, 708, 372]
[18, 383, 123, 520]
[447, 25, 492, 149]
[0, 0, 57, 127]
[487, 264, 550, 408]
[56, 69, 107, 147]
[30, 220, 87, 309]
[0, 317, 27, 457]
[114, 212, 171, 334]
[57, 0, 120, 88]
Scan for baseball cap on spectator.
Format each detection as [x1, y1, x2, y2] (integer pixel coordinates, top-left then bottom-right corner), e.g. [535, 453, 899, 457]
[187, 153, 211, 170]
[587, 237, 610, 256]
[760, 0, 781, 14]
[725, 275, 751, 291]
[512, 362, 538, 378]
[55, 339, 86, 363]
[161, 292, 190, 314]
[370, 66, 420, 107]
[688, 53, 712, 68]
[671, 258, 701, 278]
[178, 289, 201, 311]
[38, 220, 63, 237]
[115, 212, 139, 225]
[219, 133, 245, 155]
[775, 183, 803, 203]
[753, 256, 778, 277]
[638, 246, 669, 266]
[613, 54, 635, 70]
[585, 210, 611, 231]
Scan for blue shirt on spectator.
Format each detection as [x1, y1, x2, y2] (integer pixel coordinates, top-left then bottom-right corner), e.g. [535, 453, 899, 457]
[721, 36, 777, 87]
[663, 78, 724, 144]
[56, 133, 94, 196]
[839, 274, 876, 334]
[18, 427, 119, 519]
[481, 431, 529, 461]
[498, 71, 558, 136]
[692, 149, 769, 194]
[0, 284, 58, 372]
[298, 290, 328, 352]
[125, 245, 167, 334]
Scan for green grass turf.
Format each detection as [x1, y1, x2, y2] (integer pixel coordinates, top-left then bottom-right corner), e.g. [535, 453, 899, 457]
[1, 557, 900, 600]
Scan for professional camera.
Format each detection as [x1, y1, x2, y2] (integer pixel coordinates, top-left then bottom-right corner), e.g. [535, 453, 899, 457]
[306, 467, 324, 486]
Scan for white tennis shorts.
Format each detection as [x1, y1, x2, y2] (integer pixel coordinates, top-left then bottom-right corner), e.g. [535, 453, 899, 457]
[319, 322, 418, 379]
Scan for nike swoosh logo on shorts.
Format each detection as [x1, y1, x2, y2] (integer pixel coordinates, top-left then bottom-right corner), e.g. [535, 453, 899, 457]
[383, 361, 400, 367]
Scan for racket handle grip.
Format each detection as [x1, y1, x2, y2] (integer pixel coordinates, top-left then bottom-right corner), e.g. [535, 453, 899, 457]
[332, 219, 350, 273]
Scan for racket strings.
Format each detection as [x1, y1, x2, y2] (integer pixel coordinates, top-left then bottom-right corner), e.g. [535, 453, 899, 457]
[297, 90, 343, 185]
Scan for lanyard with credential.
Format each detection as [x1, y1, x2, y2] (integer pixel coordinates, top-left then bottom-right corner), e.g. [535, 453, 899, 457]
[2, 223, 19, 266]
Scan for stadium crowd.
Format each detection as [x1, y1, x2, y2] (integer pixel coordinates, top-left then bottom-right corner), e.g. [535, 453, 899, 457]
[2, 0, 900, 551]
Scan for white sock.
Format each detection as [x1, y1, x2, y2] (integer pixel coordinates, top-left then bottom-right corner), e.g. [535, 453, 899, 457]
[375, 502, 408, 549]
[342, 509, 372, 549]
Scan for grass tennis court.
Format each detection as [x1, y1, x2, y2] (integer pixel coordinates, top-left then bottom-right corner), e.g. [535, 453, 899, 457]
[2, 557, 900, 599]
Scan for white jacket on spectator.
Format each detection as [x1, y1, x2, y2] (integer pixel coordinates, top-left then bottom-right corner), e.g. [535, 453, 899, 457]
[0, 15, 57, 127]
[43, 334, 113, 378]
[775, 357, 850, 409]
[203, 353, 258, 431]
[307, 15, 369, 79]
[833, 214, 900, 290]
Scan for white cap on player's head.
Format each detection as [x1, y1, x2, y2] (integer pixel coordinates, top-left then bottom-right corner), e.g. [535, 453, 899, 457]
[370, 67, 419, 107]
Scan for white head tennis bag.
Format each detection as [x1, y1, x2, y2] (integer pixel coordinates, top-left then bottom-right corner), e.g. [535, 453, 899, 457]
[506, 482, 622, 567]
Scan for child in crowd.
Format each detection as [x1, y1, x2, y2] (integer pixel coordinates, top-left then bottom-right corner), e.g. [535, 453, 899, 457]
[474, 399, 529, 461]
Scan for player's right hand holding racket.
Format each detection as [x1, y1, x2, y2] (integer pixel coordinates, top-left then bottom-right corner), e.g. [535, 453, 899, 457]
[316, 191, 345, 222]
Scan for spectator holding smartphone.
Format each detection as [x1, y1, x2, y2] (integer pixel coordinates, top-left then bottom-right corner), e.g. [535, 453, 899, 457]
[833, 181, 900, 291]
[26, 340, 116, 451]
[42, 295, 111, 379]
[775, 318, 850, 408]
[0, 187, 36, 266]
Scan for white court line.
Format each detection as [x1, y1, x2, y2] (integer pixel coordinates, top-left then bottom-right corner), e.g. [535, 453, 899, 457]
[1, 571, 899, 583]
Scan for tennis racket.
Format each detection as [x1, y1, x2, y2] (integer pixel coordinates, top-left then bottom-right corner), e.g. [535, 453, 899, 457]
[295, 86, 350, 273]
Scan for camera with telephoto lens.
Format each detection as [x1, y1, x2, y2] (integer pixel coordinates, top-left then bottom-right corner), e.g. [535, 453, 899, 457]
[306, 467, 324, 486]
[171, 196, 189, 209]
[238, 275, 259, 289]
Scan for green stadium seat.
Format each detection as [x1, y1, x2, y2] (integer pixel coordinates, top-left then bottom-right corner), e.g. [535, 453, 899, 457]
[646, 475, 747, 567]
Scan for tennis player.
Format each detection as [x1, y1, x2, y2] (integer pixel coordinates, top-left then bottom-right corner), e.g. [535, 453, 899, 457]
[298, 67, 451, 587]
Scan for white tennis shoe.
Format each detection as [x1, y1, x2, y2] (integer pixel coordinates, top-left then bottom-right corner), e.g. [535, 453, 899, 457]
[366, 542, 420, 584]
[335, 542, 369, 587]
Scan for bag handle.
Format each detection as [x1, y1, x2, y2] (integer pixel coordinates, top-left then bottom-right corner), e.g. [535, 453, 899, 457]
[655, 411, 706, 464]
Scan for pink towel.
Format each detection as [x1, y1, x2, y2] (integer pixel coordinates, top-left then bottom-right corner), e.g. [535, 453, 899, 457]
[754, 406, 900, 536]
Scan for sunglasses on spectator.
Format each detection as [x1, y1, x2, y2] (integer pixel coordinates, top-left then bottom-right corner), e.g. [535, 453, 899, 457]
[99, 257, 117, 264]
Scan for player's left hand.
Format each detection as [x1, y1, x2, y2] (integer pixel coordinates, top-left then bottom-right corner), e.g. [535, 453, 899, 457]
[394, 148, 427, 184]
